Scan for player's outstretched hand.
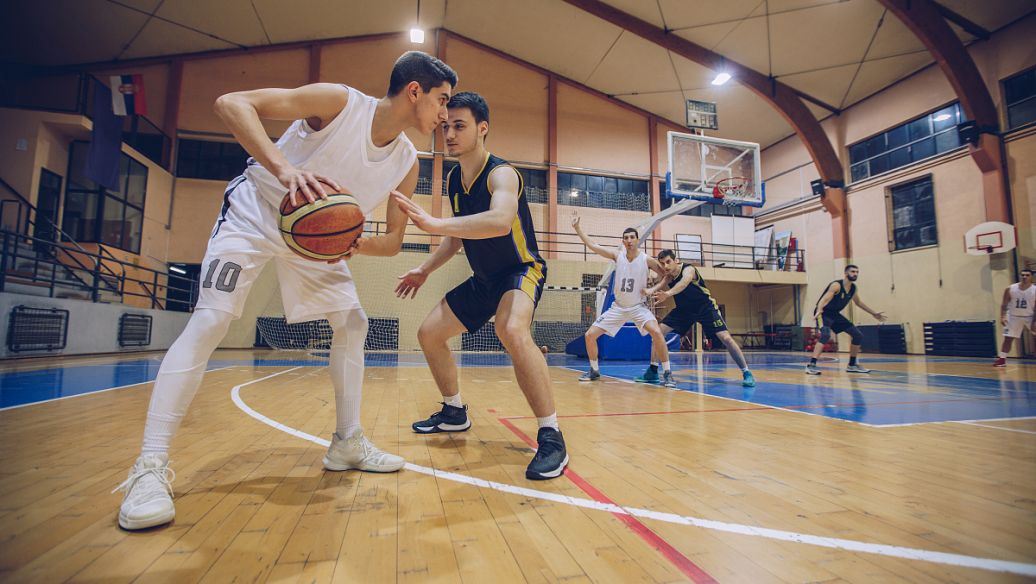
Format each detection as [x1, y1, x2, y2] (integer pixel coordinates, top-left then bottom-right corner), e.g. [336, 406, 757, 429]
[571, 215, 581, 230]
[652, 290, 669, 302]
[392, 192, 441, 234]
[396, 268, 428, 299]
[875, 311, 888, 323]
[1001, 315, 1009, 326]
[279, 167, 341, 207]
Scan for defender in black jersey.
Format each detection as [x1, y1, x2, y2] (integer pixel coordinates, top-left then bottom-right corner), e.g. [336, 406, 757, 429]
[806, 264, 886, 375]
[647, 249, 755, 388]
[393, 92, 567, 480]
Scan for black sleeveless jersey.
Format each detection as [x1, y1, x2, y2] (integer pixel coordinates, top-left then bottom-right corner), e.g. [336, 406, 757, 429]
[669, 265, 719, 311]
[447, 153, 544, 280]
[816, 279, 856, 314]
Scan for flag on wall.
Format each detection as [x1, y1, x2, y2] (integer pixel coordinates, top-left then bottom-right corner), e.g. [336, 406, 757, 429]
[87, 81, 123, 191]
[109, 74, 147, 117]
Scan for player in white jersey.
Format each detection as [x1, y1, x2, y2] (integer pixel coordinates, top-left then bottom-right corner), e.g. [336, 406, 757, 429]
[571, 217, 675, 387]
[113, 52, 458, 530]
[994, 268, 1035, 367]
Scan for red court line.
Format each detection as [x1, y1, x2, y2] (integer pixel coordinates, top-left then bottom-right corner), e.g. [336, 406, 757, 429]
[498, 417, 718, 584]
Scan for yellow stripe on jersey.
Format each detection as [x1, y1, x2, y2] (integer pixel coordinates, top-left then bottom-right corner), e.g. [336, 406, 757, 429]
[520, 261, 545, 303]
[462, 153, 491, 194]
[504, 168, 536, 264]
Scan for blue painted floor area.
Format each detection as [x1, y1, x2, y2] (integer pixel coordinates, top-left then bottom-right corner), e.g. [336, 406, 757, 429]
[1, 352, 1034, 426]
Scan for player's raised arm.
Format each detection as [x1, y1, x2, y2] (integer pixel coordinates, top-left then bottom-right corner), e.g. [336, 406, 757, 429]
[214, 83, 348, 205]
[392, 166, 519, 239]
[571, 216, 618, 260]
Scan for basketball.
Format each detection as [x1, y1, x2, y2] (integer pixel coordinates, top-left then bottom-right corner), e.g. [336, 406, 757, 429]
[279, 187, 364, 261]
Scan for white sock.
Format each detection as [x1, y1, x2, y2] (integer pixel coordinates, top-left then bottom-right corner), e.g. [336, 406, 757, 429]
[141, 309, 232, 456]
[999, 352, 1008, 358]
[662, 361, 671, 372]
[743, 367, 751, 373]
[537, 413, 559, 431]
[327, 310, 368, 439]
[444, 393, 463, 408]
[589, 359, 599, 370]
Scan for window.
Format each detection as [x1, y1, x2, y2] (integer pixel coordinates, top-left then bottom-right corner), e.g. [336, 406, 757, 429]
[888, 176, 937, 251]
[558, 171, 649, 211]
[849, 104, 964, 182]
[416, 157, 435, 195]
[63, 142, 147, 253]
[175, 139, 249, 181]
[517, 167, 548, 204]
[1004, 68, 1036, 130]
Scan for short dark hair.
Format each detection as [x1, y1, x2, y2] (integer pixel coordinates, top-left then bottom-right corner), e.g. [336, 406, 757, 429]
[622, 227, 638, 238]
[447, 91, 489, 125]
[1022, 268, 1034, 275]
[657, 249, 676, 261]
[845, 264, 859, 272]
[387, 51, 458, 97]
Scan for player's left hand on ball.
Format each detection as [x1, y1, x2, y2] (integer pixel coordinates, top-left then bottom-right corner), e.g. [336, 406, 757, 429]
[327, 238, 362, 263]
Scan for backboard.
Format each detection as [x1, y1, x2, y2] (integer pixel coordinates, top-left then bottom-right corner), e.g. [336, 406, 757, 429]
[964, 221, 1016, 255]
[665, 131, 764, 208]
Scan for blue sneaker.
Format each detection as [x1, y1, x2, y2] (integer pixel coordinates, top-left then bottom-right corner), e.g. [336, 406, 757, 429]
[634, 366, 660, 384]
[742, 370, 756, 387]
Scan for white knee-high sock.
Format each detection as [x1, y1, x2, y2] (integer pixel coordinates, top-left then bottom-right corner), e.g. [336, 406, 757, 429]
[327, 309, 368, 439]
[141, 309, 232, 456]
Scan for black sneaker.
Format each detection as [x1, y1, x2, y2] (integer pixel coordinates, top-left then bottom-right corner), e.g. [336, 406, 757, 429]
[525, 427, 569, 480]
[412, 403, 471, 433]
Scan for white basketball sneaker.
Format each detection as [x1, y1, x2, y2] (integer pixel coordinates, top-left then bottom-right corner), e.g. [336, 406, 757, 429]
[323, 429, 405, 472]
[113, 453, 176, 530]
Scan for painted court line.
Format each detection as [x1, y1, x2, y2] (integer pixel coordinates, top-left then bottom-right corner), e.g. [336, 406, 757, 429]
[229, 368, 1036, 578]
[497, 417, 716, 583]
[0, 365, 236, 412]
[954, 421, 1036, 435]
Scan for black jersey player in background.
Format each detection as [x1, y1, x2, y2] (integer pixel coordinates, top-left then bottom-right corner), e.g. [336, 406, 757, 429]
[806, 264, 886, 375]
[393, 92, 567, 480]
[647, 249, 756, 388]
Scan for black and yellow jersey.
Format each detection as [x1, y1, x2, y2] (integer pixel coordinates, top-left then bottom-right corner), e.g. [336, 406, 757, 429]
[815, 279, 856, 314]
[447, 153, 544, 280]
[669, 264, 719, 311]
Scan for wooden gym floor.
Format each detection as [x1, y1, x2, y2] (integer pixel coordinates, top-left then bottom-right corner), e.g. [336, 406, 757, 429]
[0, 349, 1033, 583]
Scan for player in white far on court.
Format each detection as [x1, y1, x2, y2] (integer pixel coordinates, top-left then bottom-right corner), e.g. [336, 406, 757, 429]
[112, 52, 457, 530]
[995, 267, 1035, 367]
[571, 217, 675, 388]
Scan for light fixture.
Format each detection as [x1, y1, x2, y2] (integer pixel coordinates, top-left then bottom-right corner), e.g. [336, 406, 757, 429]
[933, 113, 952, 122]
[569, 190, 579, 198]
[410, 0, 424, 44]
[169, 265, 186, 275]
[711, 72, 731, 86]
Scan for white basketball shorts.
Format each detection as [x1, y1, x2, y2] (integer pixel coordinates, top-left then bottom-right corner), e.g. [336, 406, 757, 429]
[592, 303, 657, 337]
[1003, 314, 1034, 338]
[194, 177, 361, 323]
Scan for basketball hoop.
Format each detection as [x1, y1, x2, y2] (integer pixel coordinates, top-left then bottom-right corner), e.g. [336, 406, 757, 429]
[713, 177, 751, 206]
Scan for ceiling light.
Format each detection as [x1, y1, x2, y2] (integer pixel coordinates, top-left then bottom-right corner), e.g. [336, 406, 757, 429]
[933, 113, 952, 122]
[711, 72, 731, 86]
[169, 265, 186, 275]
[410, 29, 425, 43]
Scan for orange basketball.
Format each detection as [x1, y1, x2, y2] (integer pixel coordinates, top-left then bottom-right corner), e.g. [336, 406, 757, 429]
[279, 187, 364, 261]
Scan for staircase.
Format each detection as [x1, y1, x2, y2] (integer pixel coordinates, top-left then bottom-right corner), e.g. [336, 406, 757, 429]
[2, 235, 123, 302]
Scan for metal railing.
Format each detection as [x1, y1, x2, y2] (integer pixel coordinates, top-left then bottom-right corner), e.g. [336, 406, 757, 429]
[0, 176, 126, 298]
[0, 230, 197, 310]
[362, 221, 806, 271]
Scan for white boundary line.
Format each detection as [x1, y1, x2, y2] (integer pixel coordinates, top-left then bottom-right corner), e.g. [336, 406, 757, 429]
[955, 421, 1036, 435]
[230, 367, 1036, 578]
[0, 365, 236, 412]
